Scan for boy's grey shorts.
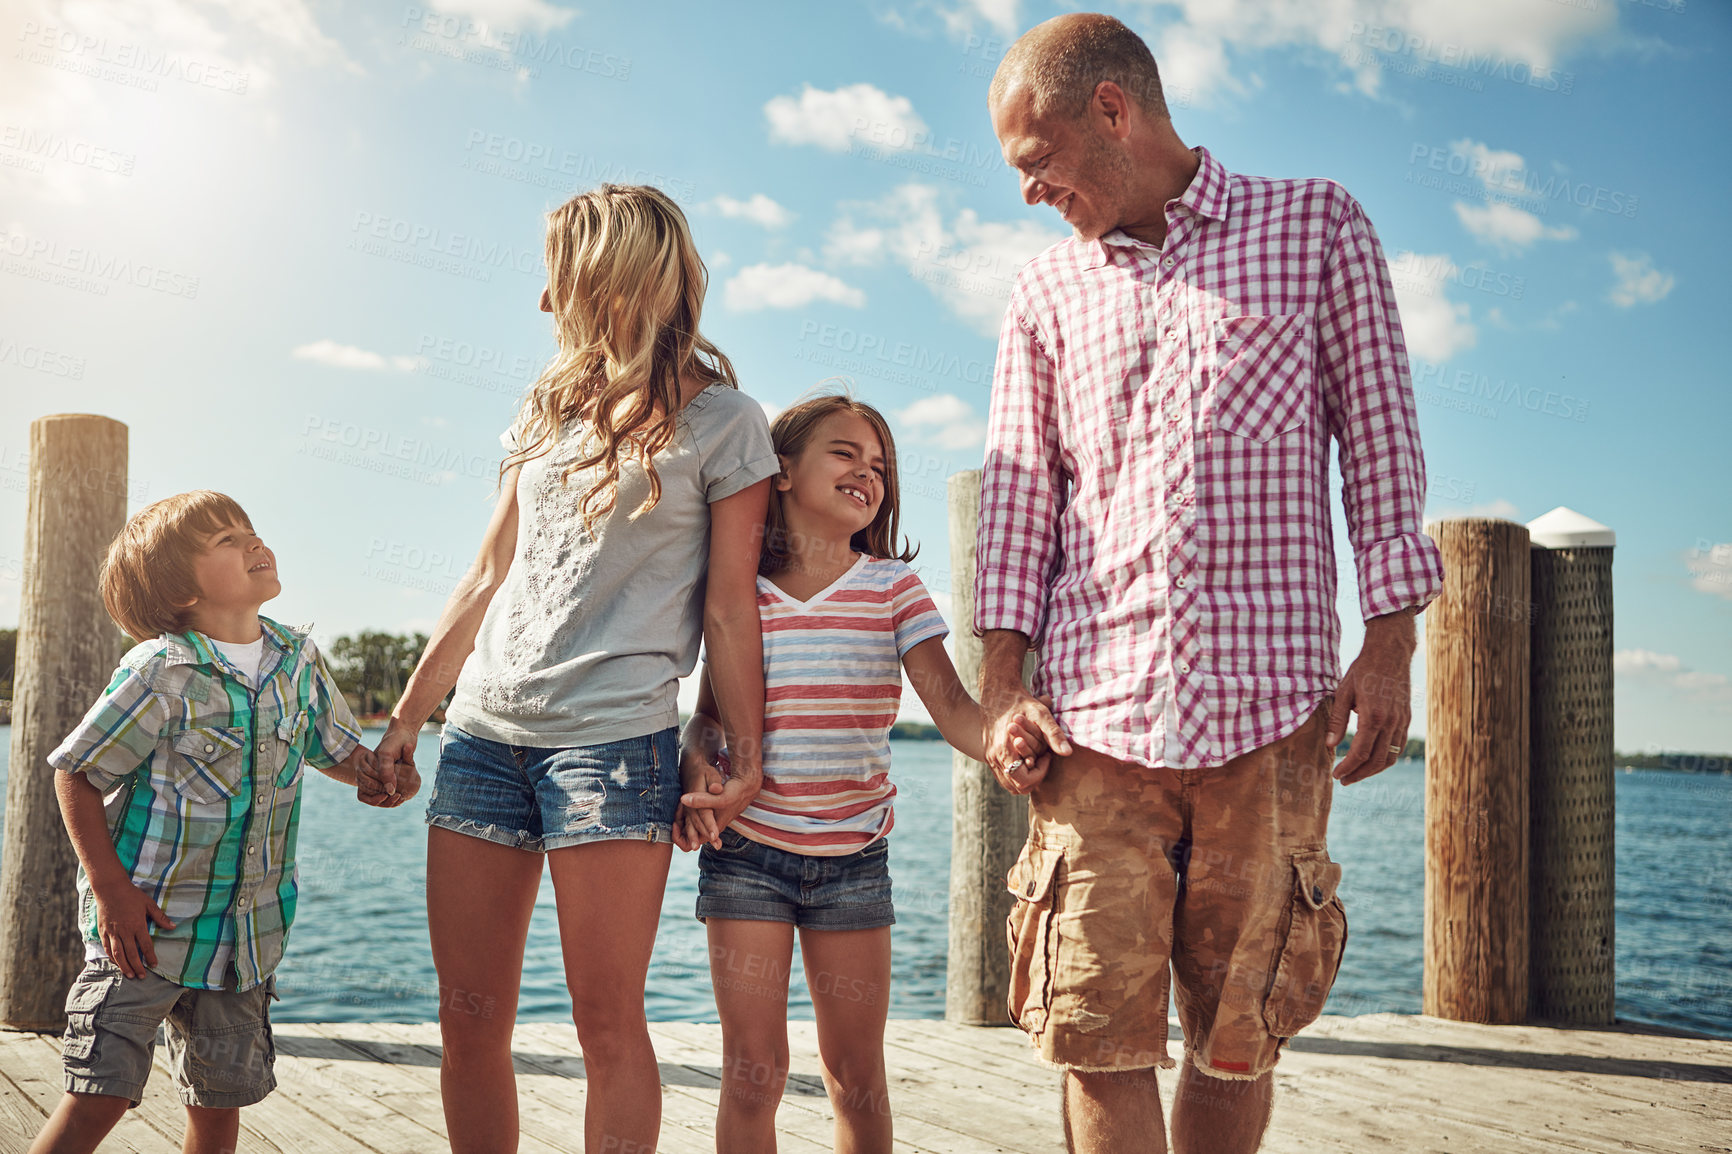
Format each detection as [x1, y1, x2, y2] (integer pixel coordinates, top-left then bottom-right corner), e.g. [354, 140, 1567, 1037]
[61, 959, 277, 1108]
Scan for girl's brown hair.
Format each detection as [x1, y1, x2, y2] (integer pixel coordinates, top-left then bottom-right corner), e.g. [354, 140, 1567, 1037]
[760, 390, 917, 576]
[100, 490, 253, 643]
[503, 183, 737, 531]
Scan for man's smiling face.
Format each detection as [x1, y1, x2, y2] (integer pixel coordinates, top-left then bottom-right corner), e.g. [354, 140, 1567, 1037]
[992, 83, 1135, 242]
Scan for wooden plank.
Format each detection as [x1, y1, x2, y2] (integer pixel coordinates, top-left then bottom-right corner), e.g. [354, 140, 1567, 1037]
[332, 1021, 580, 1154]
[0, 1033, 177, 1153]
[269, 1026, 448, 1154]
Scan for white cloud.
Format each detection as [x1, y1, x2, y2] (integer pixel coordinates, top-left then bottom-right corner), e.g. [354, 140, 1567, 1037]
[896, 394, 988, 450]
[707, 193, 793, 230]
[1615, 649, 1732, 710]
[420, 0, 577, 31]
[825, 182, 1065, 336]
[1447, 138, 1534, 197]
[764, 83, 928, 153]
[292, 340, 420, 372]
[1615, 649, 1682, 675]
[1464, 498, 1520, 519]
[723, 263, 866, 312]
[1686, 542, 1732, 601]
[1125, 0, 1616, 105]
[1452, 202, 1577, 254]
[940, 0, 1021, 38]
[1607, 251, 1674, 307]
[1386, 252, 1477, 362]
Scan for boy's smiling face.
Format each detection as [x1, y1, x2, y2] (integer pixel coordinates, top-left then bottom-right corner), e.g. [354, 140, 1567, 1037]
[184, 518, 280, 624]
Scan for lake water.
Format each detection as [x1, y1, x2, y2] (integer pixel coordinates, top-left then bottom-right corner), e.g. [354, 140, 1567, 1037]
[2, 727, 1727, 1037]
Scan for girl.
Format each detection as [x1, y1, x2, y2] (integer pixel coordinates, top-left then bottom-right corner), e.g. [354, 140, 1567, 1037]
[368, 184, 777, 1154]
[675, 392, 1028, 1153]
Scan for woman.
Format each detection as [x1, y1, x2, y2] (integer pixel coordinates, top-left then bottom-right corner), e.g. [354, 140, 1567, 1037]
[370, 184, 776, 1153]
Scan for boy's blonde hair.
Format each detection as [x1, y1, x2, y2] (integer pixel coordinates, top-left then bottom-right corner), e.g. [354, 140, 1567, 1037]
[506, 183, 737, 531]
[761, 389, 917, 576]
[100, 490, 252, 643]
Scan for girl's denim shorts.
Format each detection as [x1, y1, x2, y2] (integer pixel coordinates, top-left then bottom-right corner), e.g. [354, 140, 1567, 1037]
[696, 827, 895, 931]
[426, 724, 680, 851]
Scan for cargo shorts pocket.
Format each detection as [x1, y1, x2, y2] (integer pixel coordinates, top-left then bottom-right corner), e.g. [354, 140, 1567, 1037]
[62, 968, 119, 1064]
[1005, 840, 1064, 1032]
[1262, 849, 1348, 1038]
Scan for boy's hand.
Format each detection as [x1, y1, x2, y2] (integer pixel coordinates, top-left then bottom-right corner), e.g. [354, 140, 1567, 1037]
[91, 877, 173, 980]
[358, 745, 419, 807]
[368, 724, 419, 802]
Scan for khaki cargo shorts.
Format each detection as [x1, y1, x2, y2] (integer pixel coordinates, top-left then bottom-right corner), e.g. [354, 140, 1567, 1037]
[62, 959, 278, 1107]
[1005, 696, 1348, 1080]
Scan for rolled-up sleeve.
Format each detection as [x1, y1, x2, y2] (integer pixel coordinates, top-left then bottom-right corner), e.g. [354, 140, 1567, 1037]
[974, 296, 1067, 642]
[47, 665, 168, 793]
[303, 643, 362, 770]
[1317, 198, 1445, 621]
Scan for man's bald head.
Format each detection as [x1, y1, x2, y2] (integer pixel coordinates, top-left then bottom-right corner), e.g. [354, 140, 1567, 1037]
[989, 13, 1169, 124]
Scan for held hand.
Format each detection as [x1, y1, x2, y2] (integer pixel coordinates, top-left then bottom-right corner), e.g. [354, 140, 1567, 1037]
[92, 878, 174, 980]
[1328, 612, 1417, 786]
[984, 688, 1071, 795]
[679, 751, 760, 840]
[673, 752, 726, 851]
[366, 725, 420, 806]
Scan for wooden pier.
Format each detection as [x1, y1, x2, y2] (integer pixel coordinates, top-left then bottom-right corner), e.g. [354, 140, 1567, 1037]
[0, 1013, 1726, 1152]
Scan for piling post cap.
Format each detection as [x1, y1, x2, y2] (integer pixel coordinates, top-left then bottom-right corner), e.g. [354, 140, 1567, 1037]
[1525, 506, 1615, 549]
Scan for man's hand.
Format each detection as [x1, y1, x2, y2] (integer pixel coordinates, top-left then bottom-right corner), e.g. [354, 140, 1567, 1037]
[92, 877, 174, 979]
[984, 689, 1071, 794]
[1328, 607, 1418, 785]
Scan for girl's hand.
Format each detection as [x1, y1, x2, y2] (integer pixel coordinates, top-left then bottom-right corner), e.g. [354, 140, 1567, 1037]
[673, 749, 726, 850]
[679, 750, 760, 841]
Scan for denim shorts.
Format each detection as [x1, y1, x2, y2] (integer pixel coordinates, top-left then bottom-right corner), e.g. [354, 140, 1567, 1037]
[426, 724, 680, 851]
[696, 827, 895, 930]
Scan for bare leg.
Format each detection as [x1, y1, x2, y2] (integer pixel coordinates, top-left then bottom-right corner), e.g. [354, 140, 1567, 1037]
[546, 840, 674, 1154]
[800, 926, 893, 1154]
[426, 827, 543, 1154]
[182, 1105, 240, 1154]
[27, 1092, 131, 1154]
[1170, 1064, 1273, 1154]
[1062, 1068, 1167, 1154]
[707, 918, 796, 1154]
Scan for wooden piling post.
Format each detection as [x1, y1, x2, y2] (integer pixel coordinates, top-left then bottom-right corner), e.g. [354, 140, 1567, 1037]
[1421, 517, 1530, 1024]
[1526, 507, 1616, 1025]
[0, 415, 129, 1031]
[945, 469, 1032, 1026]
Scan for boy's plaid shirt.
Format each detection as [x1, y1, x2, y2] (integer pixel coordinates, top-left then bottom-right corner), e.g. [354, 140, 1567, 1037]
[49, 616, 361, 991]
[976, 145, 1445, 771]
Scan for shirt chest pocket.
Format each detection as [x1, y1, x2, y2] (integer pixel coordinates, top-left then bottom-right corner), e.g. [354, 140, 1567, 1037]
[273, 710, 312, 789]
[1208, 313, 1317, 442]
[168, 726, 248, 805]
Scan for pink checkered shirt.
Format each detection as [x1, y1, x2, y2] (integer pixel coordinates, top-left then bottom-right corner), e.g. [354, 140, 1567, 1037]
[975, 145, 1445, 770]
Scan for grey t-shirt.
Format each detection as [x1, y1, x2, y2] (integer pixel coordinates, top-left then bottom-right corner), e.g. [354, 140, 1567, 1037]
[445, 382, 777, 747]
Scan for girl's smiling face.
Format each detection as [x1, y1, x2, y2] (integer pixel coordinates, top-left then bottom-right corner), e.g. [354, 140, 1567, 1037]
[777, 410, 886, 534]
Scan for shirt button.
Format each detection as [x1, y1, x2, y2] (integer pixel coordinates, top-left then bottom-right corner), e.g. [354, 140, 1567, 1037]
[1179, 662, 1191, 673]
[247, 844, 258, 855]
[204, 743, 215, 754]
[1163, 256, 1176, 269]
[1175, 576, 1187, 588]
[257, 740, 267, 751]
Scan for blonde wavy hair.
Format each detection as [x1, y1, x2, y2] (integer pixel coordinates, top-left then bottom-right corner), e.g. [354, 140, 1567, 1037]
[503, 184, 737, 528]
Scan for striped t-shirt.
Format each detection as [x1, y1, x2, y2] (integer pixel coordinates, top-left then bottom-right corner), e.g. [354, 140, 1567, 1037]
[731, 554, 949, 856]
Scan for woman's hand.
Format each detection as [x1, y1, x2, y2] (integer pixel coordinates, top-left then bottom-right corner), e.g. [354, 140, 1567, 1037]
[367, 723, 420, 803]
[673, 747, 726, 850]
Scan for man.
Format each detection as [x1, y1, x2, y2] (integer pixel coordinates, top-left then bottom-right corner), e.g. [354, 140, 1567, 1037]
[974, 13, 1445, 1154]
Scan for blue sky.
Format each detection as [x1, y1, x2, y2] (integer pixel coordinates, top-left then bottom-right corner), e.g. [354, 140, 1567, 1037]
[0, 0, 1725, 753]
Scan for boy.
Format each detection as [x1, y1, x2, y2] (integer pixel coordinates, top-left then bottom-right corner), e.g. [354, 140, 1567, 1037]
[29, 490, 417, 1154]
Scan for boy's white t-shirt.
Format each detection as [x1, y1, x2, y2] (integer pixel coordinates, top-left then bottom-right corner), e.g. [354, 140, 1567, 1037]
[211, 635, 265, 686]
